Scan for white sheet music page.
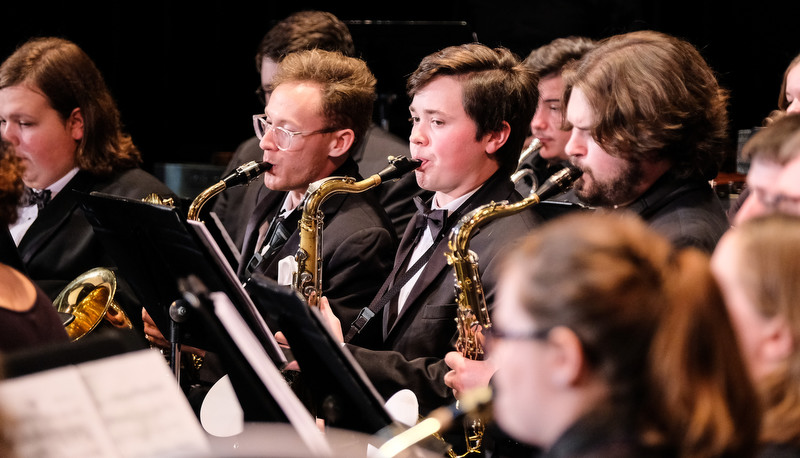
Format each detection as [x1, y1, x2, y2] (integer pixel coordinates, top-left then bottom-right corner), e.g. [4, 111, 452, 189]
[0, 349, 212, 458]
[79, 350, 211, 457]
[0, 364, 118, 458]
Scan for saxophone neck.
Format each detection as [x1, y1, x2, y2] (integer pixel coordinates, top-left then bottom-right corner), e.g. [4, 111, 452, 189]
[187, 181, 226, 221]
[186, 161, 272, 221]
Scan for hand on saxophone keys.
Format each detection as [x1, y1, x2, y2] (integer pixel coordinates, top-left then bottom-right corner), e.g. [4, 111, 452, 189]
[444, 326, 498, 401]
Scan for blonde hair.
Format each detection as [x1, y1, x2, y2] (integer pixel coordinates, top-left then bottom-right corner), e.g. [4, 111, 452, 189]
[732, 213, 800, 447]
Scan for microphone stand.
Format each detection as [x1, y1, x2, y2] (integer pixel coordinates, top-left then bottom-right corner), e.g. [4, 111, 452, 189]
[168, 298, 192, 382]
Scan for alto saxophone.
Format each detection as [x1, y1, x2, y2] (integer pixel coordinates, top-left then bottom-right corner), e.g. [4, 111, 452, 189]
[443, 163, 582, 457]
[293, 156, 421, 305]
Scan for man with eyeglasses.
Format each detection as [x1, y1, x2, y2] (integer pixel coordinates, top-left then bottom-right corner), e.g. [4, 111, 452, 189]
[212, 11, 427, 248]
[234, 48, 396, 333]
[733, 113, 800, 225]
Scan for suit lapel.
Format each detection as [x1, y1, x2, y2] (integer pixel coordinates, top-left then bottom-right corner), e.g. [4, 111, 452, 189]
[18, 172, 92, 264]
[238, 188, 285, 278]
[248, 157, 364, 279]
[383, 171, 519, 338]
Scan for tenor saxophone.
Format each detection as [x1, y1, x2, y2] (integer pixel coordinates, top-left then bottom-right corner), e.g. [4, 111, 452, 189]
[293, 156, 421, 305]
[443, 163, 582, 457]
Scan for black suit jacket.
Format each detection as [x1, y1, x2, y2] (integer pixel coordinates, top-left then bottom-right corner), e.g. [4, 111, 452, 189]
[625, 172, 730, 254]
[238, 158, 397, 330]
[16, 168, 176, 329]
[346, 171, 541, 414]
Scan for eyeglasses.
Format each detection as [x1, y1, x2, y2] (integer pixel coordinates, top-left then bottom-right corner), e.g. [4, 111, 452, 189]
[484, 326, 551, 342]
[750, 187, 800, 214]
[252, 114, 336, 151]
[483, 325, 551, 353]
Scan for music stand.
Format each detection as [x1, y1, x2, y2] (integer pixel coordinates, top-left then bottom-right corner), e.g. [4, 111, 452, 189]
[244, 272, 403, 437]
[78, 191, 286, 404]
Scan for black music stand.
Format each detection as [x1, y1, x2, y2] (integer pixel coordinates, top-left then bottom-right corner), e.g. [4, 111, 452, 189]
[78, 191, 287, 420]
[244, 272, 404, 437]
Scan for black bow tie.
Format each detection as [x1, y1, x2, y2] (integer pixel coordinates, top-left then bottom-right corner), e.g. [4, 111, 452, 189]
[413, 196, 447, 236]
[23, 187, 52, 210]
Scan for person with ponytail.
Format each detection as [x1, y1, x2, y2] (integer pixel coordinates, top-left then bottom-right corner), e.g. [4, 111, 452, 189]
[712, 213, 800, 457]
[489, 211, 760, 457]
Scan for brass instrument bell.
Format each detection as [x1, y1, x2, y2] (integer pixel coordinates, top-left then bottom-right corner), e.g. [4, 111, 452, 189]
[53, 267, 133, 341]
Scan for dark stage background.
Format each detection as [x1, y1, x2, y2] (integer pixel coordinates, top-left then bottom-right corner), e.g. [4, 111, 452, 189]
[2, 1, 799, 190]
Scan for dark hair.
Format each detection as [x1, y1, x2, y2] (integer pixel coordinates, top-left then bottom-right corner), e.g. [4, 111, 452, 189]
[523, 36, 596, 79]
[562, 30, 729, 181]
[0, 142, 24, 225]
[407, 43, 538, 178]
[272, 49, 376, 147]
[0, 37, 141, 175]
[256, 10, 355, 72]
[509, 211, 760, 457]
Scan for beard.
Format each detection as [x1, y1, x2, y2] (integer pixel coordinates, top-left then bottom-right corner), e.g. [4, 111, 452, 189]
[572, 158, 645, 207]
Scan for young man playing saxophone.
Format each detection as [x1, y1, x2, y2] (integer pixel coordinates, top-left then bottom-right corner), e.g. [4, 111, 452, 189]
[314, 43, 542, 436]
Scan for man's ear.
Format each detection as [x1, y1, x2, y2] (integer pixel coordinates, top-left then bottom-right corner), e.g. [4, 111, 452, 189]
[328, 128, 355, 159]
[68, 108, 84, 141]
[761, 316, 795, 364]
[484, 121, 511, 155]
[545, 326, 586, 388]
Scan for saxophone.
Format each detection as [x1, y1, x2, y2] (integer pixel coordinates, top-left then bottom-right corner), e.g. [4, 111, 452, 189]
[443, 163, 582, 457]
[293, 156, 421, 305]
[510, 138, 542, 189]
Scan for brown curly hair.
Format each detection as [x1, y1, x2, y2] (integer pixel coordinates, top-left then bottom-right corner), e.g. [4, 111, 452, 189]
[0, 142, 24, 225]
[562, 30, 729, 181]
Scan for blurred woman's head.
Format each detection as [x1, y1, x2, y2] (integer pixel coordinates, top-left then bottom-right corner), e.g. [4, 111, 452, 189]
[712, 213, 800, 447]
[492, 212, 759, 456]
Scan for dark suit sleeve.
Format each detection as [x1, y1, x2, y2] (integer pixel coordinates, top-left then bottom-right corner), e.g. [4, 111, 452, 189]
[324, 224, 396, 332]
[346, 344, 453, 413]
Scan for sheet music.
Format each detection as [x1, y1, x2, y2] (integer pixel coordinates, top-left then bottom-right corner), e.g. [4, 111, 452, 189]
[0, 350, 211, 458]
[209, 291, 333, 457]
[80, 351, 211, 457]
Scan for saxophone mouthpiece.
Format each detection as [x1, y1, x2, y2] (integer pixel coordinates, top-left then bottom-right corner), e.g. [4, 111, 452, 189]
[534, 163, 583, 202]
[377, 156, 422, 183]
[221, 161, 273, 188]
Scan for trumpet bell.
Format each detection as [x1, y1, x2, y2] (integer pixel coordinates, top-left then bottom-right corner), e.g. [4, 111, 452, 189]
[53, 267, 133, 341]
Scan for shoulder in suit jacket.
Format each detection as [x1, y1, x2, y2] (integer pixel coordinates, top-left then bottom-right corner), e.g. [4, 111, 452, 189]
[17, 168, 176, 330]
